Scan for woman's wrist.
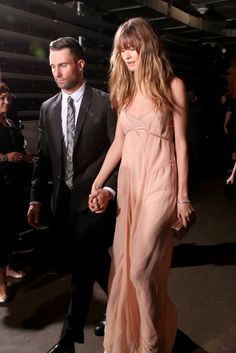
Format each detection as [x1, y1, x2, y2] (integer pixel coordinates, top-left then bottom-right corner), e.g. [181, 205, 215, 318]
[92, 180, 102, 192]
[177, 199, 191, 204]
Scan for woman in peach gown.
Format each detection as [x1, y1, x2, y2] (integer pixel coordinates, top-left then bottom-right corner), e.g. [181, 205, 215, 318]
[89, 17, 194, 353]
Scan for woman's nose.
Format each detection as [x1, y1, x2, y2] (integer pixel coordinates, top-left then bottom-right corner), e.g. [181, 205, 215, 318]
[125, 50, 131, 58]
[3, 97, 9, 104]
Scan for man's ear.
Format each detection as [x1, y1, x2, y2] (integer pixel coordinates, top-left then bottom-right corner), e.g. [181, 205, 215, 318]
[78, 59, 85, 71]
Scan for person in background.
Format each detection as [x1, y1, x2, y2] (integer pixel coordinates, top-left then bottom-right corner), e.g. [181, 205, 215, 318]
[89, 17, 194, 353]
[224, 98, 236, 172]
[27, 37, 117, 353]
[0, 82, 32, 304]
[218, 94, 229, 126]
[227, 161, 236, 184]
[0, 69, 19, 128]
[187, 88, 206, 180]
[216, 94, 231, 169]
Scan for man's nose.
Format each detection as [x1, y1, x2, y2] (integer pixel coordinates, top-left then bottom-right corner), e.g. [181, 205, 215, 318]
[54, 68, 61, 77]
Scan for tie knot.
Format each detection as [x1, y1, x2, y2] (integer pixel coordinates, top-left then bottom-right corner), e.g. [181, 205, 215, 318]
[67, 96, 74, 105]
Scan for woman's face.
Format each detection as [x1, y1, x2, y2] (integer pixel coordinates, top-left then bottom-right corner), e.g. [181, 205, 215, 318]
[120, 47, 140, 72]
[0, 93, 10, 115]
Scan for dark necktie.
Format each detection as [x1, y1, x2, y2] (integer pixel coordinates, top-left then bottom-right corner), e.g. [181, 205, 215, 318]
[65, 96, 75, 189]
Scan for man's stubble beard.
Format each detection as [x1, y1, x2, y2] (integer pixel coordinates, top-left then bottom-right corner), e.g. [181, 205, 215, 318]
[56, 76, 79, 91]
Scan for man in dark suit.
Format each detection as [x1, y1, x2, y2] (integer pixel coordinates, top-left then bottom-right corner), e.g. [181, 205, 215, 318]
[27, 37, 117, 353]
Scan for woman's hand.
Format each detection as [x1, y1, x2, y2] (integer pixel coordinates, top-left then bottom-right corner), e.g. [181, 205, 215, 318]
[89, 189, 112, 213]
[226, 164, 236, 185]
[177, 202, 195, 228]
[6, 151, 24, 163]
[227, 174, 234, 184]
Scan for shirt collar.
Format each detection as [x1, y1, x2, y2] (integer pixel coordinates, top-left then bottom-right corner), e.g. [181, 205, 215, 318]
[62, 82, 85, 103]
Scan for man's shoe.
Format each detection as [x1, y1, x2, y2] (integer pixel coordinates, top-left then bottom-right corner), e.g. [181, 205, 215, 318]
[94, 315, 106, 336]
[46, 342, 75, 353]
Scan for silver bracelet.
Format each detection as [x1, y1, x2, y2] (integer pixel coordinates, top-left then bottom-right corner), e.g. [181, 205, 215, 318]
[177, 199, 191, 204]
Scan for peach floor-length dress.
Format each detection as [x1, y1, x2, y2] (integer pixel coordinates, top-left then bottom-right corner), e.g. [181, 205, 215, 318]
[104, 105, 178, 353]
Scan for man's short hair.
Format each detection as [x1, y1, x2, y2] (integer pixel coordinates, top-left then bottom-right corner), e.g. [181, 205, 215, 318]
[49, 37, 84, 60]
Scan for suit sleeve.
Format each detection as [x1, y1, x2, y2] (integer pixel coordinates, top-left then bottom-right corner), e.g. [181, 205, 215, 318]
[30, 104, 52, 204]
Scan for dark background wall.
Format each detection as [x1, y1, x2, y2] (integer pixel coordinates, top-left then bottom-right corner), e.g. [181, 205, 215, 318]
[0, 0, 232, 152]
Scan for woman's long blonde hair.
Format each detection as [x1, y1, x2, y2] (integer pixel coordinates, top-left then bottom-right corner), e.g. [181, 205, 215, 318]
[109, 17, 176, 113]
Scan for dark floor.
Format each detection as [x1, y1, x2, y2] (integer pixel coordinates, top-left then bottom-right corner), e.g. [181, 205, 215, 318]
[1, 169, 236, 353]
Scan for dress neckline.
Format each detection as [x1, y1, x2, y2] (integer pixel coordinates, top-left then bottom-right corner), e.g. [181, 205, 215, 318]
[125, 108, 154, 120]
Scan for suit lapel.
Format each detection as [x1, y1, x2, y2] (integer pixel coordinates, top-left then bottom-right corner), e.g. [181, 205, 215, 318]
[74, 85, 92, 146]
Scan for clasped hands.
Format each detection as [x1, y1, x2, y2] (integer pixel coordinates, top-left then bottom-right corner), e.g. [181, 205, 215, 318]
[88, 189, 112, 214]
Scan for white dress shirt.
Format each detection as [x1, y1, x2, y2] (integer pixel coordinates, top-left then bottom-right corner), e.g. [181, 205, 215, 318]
[61, 83, 85, 147]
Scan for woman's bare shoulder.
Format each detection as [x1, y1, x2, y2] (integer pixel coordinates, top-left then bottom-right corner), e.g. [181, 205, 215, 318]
[170, 76, 185, 93]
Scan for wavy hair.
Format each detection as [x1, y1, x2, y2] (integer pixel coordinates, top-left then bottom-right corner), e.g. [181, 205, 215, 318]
[109, 17, 176, 113]
[0, 82, 10, 95]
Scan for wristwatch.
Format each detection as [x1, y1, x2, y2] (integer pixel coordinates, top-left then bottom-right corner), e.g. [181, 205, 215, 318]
[0, 154, 8, 162]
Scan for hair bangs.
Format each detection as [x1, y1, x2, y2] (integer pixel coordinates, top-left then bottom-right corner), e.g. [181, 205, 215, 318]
[0, 82, 10, 95]
[117, 26, 142, 53]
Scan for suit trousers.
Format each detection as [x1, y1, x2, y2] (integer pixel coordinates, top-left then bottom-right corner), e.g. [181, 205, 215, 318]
[54, 182, 116, 344]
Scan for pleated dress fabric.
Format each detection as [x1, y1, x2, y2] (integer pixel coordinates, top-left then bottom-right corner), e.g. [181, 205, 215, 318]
[104, 106, 178, 353]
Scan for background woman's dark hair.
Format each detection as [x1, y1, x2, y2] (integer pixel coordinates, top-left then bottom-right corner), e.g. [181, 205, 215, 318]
[0, 82, 10, 95]
[49, 36, 85, 60]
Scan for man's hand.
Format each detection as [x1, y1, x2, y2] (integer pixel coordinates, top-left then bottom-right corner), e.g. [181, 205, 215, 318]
[27, 203, 42, 229]
[88, 189, 112, 214]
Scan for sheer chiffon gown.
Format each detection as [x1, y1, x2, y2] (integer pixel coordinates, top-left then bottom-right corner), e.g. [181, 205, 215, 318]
[104, 106, 178, 353]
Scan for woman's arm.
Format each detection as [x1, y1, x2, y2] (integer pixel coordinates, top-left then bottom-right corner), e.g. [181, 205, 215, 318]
[224, 111, 232, 134]
[171, 77, 194, 226]
[91, 114, 125, 193]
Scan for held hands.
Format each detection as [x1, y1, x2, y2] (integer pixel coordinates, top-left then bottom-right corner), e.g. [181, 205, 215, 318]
[88, 189, 112, 214]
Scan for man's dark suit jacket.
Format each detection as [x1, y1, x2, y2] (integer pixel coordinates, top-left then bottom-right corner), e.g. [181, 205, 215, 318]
[30, 84, 117, 215]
